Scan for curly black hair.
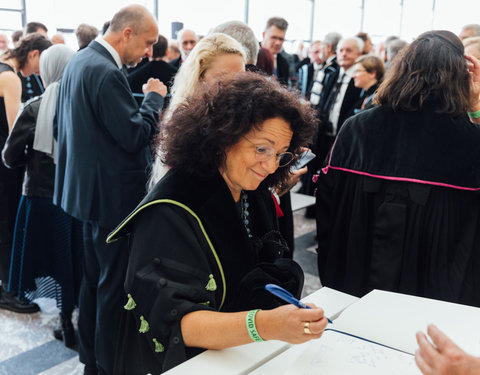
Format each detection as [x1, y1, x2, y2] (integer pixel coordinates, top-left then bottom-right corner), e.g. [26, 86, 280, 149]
[160, 71, 317, 191]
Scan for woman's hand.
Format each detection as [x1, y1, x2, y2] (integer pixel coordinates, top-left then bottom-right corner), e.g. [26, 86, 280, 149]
[276, 166, 308, 197]
[465, 54, 480, 116]
[256, 303, 328, 344]
[415, 324, 480, 375]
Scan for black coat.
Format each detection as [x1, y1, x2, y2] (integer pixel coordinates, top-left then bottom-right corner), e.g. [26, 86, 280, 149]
[276, 52, 290, 86]
[2, 96, 55, 198]
[108, 169, 304, 374]
[128, 60, 177, 94]
[316, 103, 480, 307]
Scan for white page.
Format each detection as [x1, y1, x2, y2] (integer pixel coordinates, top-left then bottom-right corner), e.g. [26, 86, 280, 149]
[332, 290, 480, 355]
[284, 330, 421, 375]
[301, 286, 359, 320]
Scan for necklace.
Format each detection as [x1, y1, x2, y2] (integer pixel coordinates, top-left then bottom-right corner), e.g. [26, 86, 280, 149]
[241, 191, 252, 238]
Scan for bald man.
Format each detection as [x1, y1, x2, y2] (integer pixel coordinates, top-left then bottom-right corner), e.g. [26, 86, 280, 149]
[0, 33, 8, 52]
[54, 5, 166, 374]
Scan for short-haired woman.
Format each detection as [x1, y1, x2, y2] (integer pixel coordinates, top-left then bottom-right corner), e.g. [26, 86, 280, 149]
[351, 54, 385, 113]
[109, 72, 327, 373]
[316, 30, 480, 306]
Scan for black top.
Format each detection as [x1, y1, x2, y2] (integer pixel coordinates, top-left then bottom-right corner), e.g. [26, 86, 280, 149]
[109, 169, 303, 373]
[0, 62, 14, 147]
[19, 73, 43, 103]
[2, 96, 56, 198]
[316, 103, 480, 307]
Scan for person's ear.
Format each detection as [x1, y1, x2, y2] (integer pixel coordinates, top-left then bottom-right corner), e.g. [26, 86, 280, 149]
[123, 27, 134, 41]
[29, 49, 40, 60]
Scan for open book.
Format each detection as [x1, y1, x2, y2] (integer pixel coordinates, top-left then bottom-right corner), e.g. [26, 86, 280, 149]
[273, 290, 480, 375]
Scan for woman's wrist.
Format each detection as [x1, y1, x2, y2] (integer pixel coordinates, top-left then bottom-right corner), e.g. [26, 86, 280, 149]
[253, 309, 272, 341]
[246, 309, 264, 342]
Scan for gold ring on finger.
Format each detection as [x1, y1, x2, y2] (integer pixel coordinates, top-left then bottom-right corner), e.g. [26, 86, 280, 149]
[304, 321, 312, 334]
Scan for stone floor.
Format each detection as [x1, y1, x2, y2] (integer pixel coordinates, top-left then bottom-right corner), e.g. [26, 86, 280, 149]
[0, 208, 319, 375]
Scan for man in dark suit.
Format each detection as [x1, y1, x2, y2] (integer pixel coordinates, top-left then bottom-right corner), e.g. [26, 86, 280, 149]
[261, 17, 290, 86]
[300, 37, 363, 218]
[54, 5, 166, 374]
[314, 36, 363, 164]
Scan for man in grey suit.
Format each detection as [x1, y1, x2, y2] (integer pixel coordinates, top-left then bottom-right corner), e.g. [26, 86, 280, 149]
[54, 5, 166, 374]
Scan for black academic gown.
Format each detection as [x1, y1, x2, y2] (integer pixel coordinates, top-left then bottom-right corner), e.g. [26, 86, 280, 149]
[315, 103, 480, 307]
[108, 169, 304, 374]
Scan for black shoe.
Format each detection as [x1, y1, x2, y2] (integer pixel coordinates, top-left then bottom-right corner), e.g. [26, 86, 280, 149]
[53, 313, 76, 349]
[53, 317, 63, 341]
[0, 286, 40, 314]
[61, 313, 75, 348]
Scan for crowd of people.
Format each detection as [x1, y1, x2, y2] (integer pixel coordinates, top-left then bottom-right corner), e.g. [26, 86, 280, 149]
[1, 5, 480, 375]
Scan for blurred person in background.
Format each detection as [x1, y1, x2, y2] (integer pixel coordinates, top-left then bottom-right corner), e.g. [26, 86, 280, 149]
[75, 23, 99, 51]
[356, 31, 373, 54]
[0, 33, 9, 53]
[170, 28, 198, 69]
[51, 33, 65, 44]
[2, 44, 82, 348]
[0, 33, 51, 313]
[351, 54, 385, 113]
[459, 23, 480, 41]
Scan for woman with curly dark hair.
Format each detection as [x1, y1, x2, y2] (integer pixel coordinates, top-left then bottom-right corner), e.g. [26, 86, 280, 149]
[108, 72, 327, 373]
[316, 30, 480, 306]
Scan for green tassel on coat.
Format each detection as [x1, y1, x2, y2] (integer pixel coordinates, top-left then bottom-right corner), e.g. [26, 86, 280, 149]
[205, 274, 217, 291]
[124, 294, 136, 310]
[152, 338, 165, 353]
[139, 316, 150, 333]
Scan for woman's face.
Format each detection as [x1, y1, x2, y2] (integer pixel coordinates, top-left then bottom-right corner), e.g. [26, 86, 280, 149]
[202, 53, 245, 85]
[220, 117, 293, 202]
[22, 49, 41, 76]
[353, 63, 377, 89]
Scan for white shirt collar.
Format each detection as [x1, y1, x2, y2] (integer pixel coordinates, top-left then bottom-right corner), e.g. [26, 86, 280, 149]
[340, 65, 356, 79]
[97, 37, 122, 69]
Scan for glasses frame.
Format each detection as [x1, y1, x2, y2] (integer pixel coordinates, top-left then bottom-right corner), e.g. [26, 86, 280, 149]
[243, 136, 295, 168]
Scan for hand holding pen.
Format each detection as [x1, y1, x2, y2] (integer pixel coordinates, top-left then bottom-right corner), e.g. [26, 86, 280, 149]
[265, 283, 332, 324]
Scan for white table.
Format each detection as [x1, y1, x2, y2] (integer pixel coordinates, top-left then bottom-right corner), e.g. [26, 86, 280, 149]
[163, 287, 358, 375]
[290, 192, 315, 212]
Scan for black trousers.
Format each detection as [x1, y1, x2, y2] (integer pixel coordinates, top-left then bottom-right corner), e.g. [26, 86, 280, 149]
[0, 167, 23, 285]
[78, 221, 129, 375]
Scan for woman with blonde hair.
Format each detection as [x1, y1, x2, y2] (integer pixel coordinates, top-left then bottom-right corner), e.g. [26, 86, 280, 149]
[166, 32, 246, 119]
[150, 32, 246, 186]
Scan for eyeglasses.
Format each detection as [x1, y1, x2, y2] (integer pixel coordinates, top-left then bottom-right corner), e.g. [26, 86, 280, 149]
[243, 137, 295, 167]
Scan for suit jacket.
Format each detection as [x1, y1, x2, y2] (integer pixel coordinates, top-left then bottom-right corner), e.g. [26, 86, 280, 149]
[169, 56, 182, 70]
[128, 60, 177, 94]
[317, 66, 362, 134]
[54, 40, 164, 229]
[276, 52, 290, 86]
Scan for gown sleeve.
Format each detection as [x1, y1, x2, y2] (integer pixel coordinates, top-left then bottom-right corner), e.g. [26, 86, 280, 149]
[121, 202, 221, 371]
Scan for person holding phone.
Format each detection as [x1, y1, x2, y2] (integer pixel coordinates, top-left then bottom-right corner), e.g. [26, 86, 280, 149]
[108, 73, 327, 374]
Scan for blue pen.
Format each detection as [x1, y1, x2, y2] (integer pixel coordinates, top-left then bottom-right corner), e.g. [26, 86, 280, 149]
[265, 283, 332, 323]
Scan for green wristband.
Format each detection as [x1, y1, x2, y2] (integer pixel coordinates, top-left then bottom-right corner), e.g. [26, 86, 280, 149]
[246, 309, 264, 342]
[468, 109, 480, 118]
